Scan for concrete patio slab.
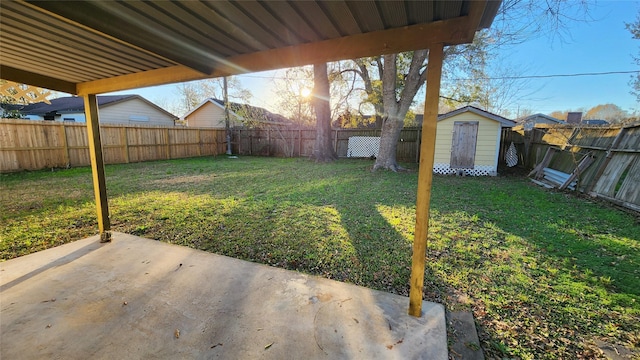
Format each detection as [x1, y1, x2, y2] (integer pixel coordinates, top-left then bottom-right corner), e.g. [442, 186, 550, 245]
[1, 232, 446, 359]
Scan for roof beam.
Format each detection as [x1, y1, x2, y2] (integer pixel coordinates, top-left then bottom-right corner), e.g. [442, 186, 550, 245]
[76, 66, 204, 96]
[465, 1, 490, 39]
[221, 11, 482, 72]
[77, 7, 488, 95]
[0, 65, 77, 94]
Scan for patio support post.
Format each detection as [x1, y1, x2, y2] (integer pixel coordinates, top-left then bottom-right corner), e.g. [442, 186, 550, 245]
[409, 43, 444, 317]
[84, 94, 111, 242]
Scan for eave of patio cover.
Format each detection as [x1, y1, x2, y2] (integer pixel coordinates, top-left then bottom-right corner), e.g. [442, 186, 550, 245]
[0, 0, 500, 317]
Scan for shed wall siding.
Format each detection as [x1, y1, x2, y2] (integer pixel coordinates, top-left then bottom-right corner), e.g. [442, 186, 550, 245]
[99, 99, 175, 126]
[434, 112, 501, 171]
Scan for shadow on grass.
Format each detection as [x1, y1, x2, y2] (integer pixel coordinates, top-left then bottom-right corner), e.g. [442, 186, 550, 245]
[427, 175, 639, 357]
[2, 157, 638, 358]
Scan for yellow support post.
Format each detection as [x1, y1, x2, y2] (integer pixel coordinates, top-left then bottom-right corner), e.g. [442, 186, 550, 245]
[84, 94, 111, 242]
[409, 44, 444, 317]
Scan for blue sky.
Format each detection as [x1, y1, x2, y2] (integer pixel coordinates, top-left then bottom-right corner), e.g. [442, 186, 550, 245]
[107, 1, 640, 117]
[494, 0, 639, 114]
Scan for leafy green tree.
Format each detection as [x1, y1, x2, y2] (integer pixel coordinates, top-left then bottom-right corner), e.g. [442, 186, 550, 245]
[332, 110, 376, 129]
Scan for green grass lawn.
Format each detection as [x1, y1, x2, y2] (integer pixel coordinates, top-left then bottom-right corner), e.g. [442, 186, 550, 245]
[1, 156, 638, 359]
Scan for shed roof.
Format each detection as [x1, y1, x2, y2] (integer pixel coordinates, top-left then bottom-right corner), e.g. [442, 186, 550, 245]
[437, 106, 516, 127]
[1, 1, 500, 95]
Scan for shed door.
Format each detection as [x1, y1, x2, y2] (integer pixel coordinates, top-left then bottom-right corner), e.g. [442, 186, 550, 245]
[450, 121, 478, 169]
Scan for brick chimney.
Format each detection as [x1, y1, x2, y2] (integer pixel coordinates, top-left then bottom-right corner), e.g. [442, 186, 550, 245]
[567, 112, 582, 124]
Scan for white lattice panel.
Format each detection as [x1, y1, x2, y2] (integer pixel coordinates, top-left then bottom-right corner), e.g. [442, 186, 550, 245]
[433, 163, 496, 176]
[347, 136, 380, 158]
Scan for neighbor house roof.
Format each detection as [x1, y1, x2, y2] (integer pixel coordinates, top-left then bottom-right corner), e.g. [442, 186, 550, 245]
[19, 95, 177, 119]
[582, 119, 609, 125]
[437, 106, 516, 127]
[184, 98, 291, 125]
[521, 113, 564, 124]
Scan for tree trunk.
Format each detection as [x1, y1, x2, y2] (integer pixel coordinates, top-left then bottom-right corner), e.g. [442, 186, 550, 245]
[374, 112, 405, 171]
[373, 51, 429, 172]
[311, 63, 338, 162]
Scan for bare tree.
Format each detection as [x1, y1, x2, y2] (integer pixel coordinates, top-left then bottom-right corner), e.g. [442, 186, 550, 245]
[350, 0, 593, 171]
[272, 64, 359, 126]
[272, 67, 315, 126]
[442, 60, 538, 117]
[350, 42, 486, 171]
[626, 11, 640, 102]
[173, 77, 252, 117]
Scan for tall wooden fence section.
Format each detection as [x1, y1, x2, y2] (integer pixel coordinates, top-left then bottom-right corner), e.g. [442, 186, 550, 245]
[0, 119, 226, 172]
[506, 124, 640, 211]
[232, 127, 421, 162]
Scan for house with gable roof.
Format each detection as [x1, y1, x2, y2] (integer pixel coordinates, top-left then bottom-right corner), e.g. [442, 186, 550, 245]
[183, 98, 291, 129]
[17, 95, 177, 126]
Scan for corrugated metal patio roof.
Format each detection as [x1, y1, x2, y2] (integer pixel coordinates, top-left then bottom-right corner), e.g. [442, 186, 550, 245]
[0, 1, 501, 95]
[0, 0, 503, 319]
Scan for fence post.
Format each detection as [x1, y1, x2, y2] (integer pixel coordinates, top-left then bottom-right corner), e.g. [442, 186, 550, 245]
[121, 127, 129, 163]
[415, 128, 421, 163]
[267, 128, 271, 156]
[164, 128, 171, 159]
[60, 122, 70, 167]
[299, 128, 302, 157]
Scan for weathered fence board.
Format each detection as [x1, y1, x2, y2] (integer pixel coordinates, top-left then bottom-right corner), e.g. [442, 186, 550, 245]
[614, 157, 640, 205]
[592, 154, 636, 197]
[519, 123, 640, 212]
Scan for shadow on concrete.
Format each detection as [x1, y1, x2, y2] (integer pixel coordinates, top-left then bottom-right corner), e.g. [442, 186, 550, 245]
[1, 233, 447, 359]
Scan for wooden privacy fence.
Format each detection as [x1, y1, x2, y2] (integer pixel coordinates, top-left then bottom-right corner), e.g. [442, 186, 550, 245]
[0, 119, 227, 172]
[1, 120, 423, 173]
[232, 127, 422, 162]
[507, 123, 640, 212]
